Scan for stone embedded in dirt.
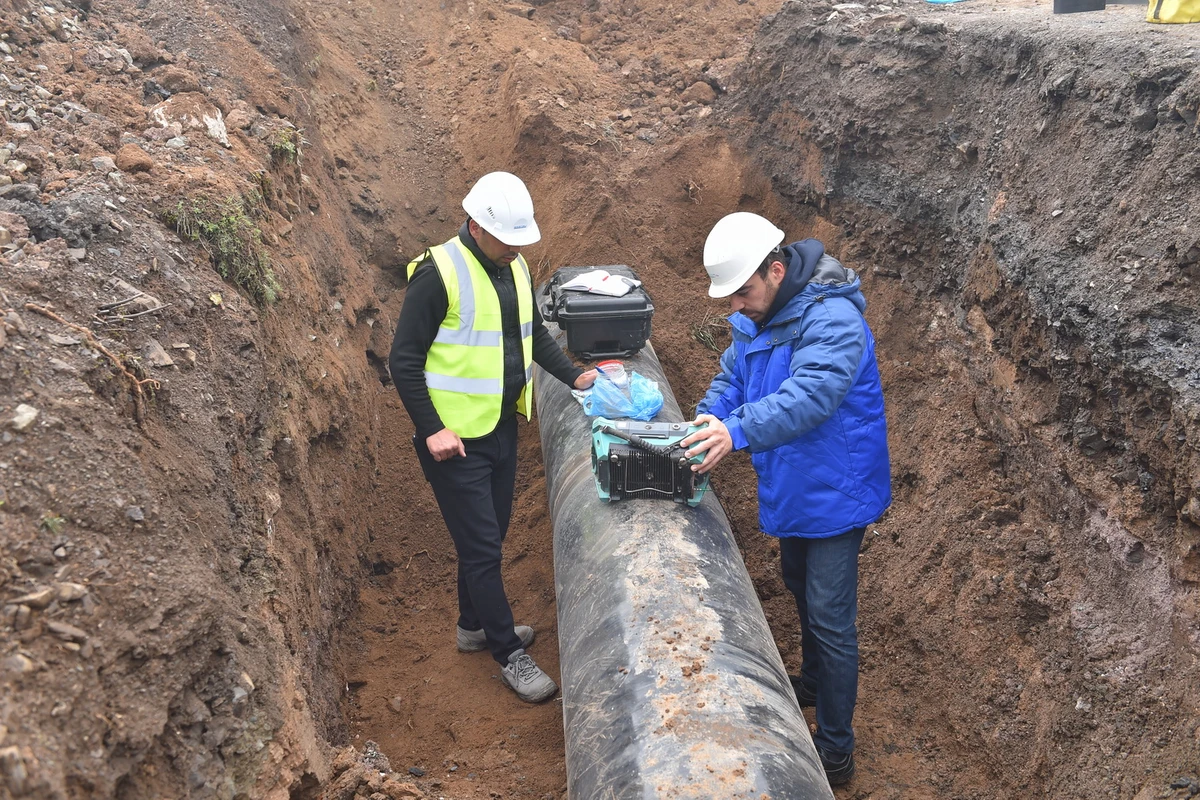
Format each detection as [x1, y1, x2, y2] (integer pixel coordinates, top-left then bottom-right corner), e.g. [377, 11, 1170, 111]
[407, 766, 425, 777]
[225, 106, 253, 130]
[11, 587, 55, 609]
[9, 404, 39, 432]
[0, 235, 24, 266]
[107, 278, 163, 314]
[115, 143, 153, 173]
[1184, 496, 1200, 523]
[143, 338, 175, 368]
[0, 746, 29, 794]
[388, 695, 404, 712]
[0, 183, 34, 202]
[90, 155, 117, 173]
[55, 583, 88, 603]
[14, 145, 47, 172]
[330, 746, 359, 776]
[150, 94, 231, 147]
[324, 761, 370, 800]
[503, 4, 534, 18]
[380, 780, 424, 799]
[680, 81, 717, 105]
[46, 621, 87, 643]
[361, 740, 391, 773]
[12, 192, 108, 249]
[2, 654, 35, 674]
[155, 65, 202, 94]
[125, 506, 145, 522]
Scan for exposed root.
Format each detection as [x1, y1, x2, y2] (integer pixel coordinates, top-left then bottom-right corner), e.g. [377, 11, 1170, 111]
[24, 303, 160, 421]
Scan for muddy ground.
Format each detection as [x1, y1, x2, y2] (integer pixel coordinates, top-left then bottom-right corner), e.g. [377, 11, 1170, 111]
[1, 0, 1198, 797]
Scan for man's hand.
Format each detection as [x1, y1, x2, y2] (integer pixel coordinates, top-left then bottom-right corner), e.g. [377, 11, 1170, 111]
[574, 369, 598, 390]
[426, 428, 466, 461]
[681, 414, 733, 474]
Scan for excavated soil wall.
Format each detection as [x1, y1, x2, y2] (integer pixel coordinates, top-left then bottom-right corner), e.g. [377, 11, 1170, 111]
[1, 0, 1198, 797]
[727, 7, 1200, 797]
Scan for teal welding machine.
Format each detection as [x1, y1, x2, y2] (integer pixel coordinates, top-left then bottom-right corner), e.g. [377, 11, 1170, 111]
[590, 417, 711, 507]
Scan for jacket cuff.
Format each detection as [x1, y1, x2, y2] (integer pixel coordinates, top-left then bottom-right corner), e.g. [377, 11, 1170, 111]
[725, 417, 749, 451]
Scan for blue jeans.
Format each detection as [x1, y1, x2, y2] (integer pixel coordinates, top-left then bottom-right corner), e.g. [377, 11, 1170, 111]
[779, 527, 865, 756]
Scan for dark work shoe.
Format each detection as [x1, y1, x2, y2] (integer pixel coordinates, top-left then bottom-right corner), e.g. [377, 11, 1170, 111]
[500, 649, 558, 703]
[818, 747, 855, 787]
[456, 624, 535, 653]
[788, 675, 817, 708]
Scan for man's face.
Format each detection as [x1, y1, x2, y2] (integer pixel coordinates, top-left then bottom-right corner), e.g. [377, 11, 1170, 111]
[470, 221, 522, 266]
[729, 260, 784, 323]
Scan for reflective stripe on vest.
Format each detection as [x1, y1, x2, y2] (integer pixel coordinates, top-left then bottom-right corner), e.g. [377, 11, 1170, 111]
[425, 374, 504, 395]
[432, 242, 504, 348]
[407, 237, 535, 437]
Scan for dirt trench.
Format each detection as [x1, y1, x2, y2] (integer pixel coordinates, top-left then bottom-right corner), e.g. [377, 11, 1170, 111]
[0, 0, 1198, 797]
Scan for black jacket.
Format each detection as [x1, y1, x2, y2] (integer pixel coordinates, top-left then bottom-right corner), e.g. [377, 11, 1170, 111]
[390, 222, 583, 439]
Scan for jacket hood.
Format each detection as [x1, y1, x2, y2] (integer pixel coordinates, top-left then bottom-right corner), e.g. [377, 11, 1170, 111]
[762, 239, 824, 325]
[730, 247, 865, 336]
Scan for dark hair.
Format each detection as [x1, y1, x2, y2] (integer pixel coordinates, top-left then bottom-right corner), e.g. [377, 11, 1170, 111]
[755, 246, 784, 278]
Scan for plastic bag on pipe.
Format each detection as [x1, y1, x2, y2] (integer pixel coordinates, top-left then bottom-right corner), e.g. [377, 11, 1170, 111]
[580, 371, 663, 421]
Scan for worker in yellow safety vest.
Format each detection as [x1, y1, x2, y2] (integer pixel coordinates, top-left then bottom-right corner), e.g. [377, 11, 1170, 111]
[389, 172, 596, 703]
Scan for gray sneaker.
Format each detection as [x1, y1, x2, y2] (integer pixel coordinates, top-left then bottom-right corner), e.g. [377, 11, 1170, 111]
[456, 625, 535, 653]
[500, 649, 558, 703]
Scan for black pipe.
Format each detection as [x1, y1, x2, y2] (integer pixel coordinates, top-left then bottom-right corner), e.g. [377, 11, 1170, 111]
[535, 326, 834, 800]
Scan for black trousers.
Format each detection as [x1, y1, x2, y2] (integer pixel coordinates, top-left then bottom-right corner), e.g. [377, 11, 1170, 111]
[413, 416, 522, 664]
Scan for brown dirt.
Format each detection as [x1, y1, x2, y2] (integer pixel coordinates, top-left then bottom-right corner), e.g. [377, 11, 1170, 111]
[1, 0, 1198, 797]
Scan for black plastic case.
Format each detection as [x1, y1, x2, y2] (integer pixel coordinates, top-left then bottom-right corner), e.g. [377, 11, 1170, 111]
[542, 265, 654, 360]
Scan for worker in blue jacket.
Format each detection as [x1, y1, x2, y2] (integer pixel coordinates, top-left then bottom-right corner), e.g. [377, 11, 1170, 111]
[681, 212, 892, 787]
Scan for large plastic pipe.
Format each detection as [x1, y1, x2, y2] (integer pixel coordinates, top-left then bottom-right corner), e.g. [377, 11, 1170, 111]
[535, 327, 834, 800]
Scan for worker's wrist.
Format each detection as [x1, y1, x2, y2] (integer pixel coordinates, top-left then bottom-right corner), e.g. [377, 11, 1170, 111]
[725, 417, 748, 451]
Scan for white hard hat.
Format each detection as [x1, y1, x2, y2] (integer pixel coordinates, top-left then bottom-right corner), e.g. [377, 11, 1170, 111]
[703, 212, 785, 298]
[462, 171, 541, 247]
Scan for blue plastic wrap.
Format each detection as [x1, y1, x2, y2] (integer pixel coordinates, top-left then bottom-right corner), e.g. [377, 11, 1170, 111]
[582, 372, 664, 421]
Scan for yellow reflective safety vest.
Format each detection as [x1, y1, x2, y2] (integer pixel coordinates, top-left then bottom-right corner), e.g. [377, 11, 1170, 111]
[1147, 0, 1200, 22]
[406, 237, 535, 439]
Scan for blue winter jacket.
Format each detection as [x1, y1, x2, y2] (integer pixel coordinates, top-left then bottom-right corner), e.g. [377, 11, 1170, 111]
[697, 244, 892, 538]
